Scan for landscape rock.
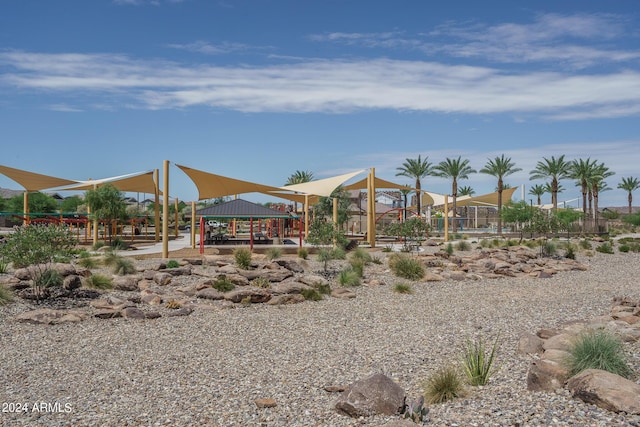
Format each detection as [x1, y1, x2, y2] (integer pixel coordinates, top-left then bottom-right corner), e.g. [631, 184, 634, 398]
[517, 333, 544, 355]
[566, 369, 640, 414]
[224, 288, 271, 304]
[196, 288, 224, 300]
[331, 288, 356, 299]
[113, 276, 140, 292]
[62, 274, 83, 290]
[153, 272, 173, 286]
[526, 359, 569, 392]
[335, 373, 405, 417]
[121, 307, 146, 320]
[15, 308, 86, 324]
[267, 294, 306, 305]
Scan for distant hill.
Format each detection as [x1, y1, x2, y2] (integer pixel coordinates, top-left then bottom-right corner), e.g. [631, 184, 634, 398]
[0, 187, 24, 199]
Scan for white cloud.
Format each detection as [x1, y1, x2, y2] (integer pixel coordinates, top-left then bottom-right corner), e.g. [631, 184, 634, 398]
[2, 51, 640, 120]
[166, 40, 252, 55]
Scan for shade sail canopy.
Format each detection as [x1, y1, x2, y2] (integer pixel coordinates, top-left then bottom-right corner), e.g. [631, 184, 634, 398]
[279, 170, 366, 197]
[0, 164, 78, 192]
[423, 187, 518, 207]
[59, 171, 160, 194]
[195, 198, 297, 219]
[343, 176, 414, 192]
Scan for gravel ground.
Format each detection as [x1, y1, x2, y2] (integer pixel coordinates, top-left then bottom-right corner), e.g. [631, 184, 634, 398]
[1, 250, 639, 427]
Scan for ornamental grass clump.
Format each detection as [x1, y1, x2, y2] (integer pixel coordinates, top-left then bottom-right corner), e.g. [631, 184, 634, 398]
[338, 268, 361, 287]
[85, 273, 113, 290]
[265, 247, 282, 261]
[233, 248, 252, 269]
[393, 282, 413, 294]
[565, 330, 633, 378]
[300, 288, 323, 301]
[0, 284, 14, 305]
[297, 247, 309, 259]
[423, 365, 465, 404]
[165, 260, 180, 269]
[388, 253, 425, 281]
[77, 252, 99, 269]
[113, 257, 135, 276]
[596, 242, 614, 254]
[462, 335, 500, 386]
[455, 240, 471, 251]
[212, 276, 235, 292]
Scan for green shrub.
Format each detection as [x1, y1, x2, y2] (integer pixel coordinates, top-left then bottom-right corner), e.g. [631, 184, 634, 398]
[234, 248, 252, 269]
[349, 258, 365, 278]
[455, 240, 471, 251]
[565, 245, 576, 259]
[0, 284, 14, 305]
[212, 276, 235, 292]
[479, 239, 492, 248]
[251, 277, 271, 289]
[166, 260, 180, 269]
[85, 273, 113, 290]
[300, 288, 323, 301]
[596, 242, 614, 254]
[579, 239, 592, 250]
[111, 237, 128, 250]
[297, 247, 309, 259]
[370, 255, 383, 265]
[0, 258, 8, 274]
[566, 330, 632, 378]
[543, 241, 557, 256]
[113, 257, 135, 275]
[92, 241, 106, 251]
[424, 366, 465, 404]
[524, 240, 538, 249]
[393, 283, 413, 294]
[313, 282, 332, 295]
[265, 247, 283, 261]
[350, 247, 372, 264]
[445, 242, 454, 255]
[102, 248, 119, 266]
[382, 245, 393, 252]
[77, 252, 99, 269]
[462, 335, 500, 386]
[338, 269, 361, 287]
[34, 268, 63, 288]
[0, 224, 76, 269]
[331, 247, 346, 260]
[317, 248, 333, 272]
[618, 244, 630, 253]
[388, 253, 425, 281]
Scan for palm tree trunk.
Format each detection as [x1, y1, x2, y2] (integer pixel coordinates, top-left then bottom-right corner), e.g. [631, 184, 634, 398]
[629, 192, 633, 214]
[497, 189, 503, 236]
[415, 180, 421, 220]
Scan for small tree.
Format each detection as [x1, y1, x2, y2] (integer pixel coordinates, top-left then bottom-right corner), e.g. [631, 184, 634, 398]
[0, 224, 76, 300]
[85, 184, 128, 244]
[524, 209, 561, 256]
[556, 209, 583, 239]
[501, 201, 535, 242]
[385, 218, 430, 252]
[307, 219, 347, 272]
[8, 192, 59, 214]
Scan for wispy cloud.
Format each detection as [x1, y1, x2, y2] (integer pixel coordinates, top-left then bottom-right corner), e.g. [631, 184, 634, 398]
[166, 40, 252, 55]
[312, 13, 640, 69]
[1, 50, 640, 120]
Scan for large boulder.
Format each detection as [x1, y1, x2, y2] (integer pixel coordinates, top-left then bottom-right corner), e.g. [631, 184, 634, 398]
[224, 288, 271, 304]
[335, 373, 405, 417]
[566, 369, 640, 414]
[526, 359, 569, 392]
[15, 309, 86, 325]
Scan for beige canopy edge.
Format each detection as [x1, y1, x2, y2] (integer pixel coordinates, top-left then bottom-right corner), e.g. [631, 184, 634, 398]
[423, 187, 518, 207]
[280, 170, 367, 197]
[57, 170, 161, 195]
[0, 164, 78, 192]
[343, 176, 415, 192]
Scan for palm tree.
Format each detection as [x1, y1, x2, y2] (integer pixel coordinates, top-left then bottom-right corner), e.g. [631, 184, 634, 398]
[398, 185, 413, 221]
[618, 176, 640, 214]
[570, 158, 597, 217]
[396, 155, 434, 219]
[529, 155, 572, 211]
[458, 185, 475, 228]
[589, 163, 614, 225]
[433, 156, 476, 232]
[528, 184, 546, 206]
[480, 155, 522, 236]
[285, 170, 314, 213]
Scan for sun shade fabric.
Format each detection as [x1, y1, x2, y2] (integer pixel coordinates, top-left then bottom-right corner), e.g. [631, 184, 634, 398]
[423, 187, 518, 207]
[59, 171, 160, 194]
[0, 164, 78, 192]
[343, 176, 415, 192]
[279, 170, 366, 197]
[195, 198, 297, 218]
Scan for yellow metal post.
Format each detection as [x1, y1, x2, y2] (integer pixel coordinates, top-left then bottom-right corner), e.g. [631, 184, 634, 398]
[162, 161, 169, 259]
[444, 194, 449, 243]
[304, 194, 309, 241]
[333, 197, 338, 248]
[174, 198, 179, 238]
[191, 201, 196, 249]
[154, 168, 160, 242]
[368, 168, 376, 248]
[23, 192, 29, 225]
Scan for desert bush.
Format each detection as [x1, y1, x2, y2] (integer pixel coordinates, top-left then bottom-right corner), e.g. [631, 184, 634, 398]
[462, 335, 500, 386]
[111, 237, 128, 250]
[113, 257, 135, 275]
[0, 224, 76, 269]
[370, 255, 383, 265]
[350, 247, 372, 263]
[332, 247, 346, 260]
[165, 300, 182, 309]
[77, 251, 99, 269]
[479, 239, 492, 248]
[92, 241, 106, 251]
[300, 288, 323, 301]
[85, 273, 113, 290]
[565, 244, 576, 260]
[455, 240, 471, 251]
[579, 239, 592, 250]
[382, 245, 393, 252]
[0, 257, 8, 274]
[34, 268, 63, 289]
[393, 283, 413, 294]
[566, 330, 632, 378]
[338, 268, 361, 287]
[166, 260, 180, 269]
[251, 276, 271, 289]
[388, 253, 425, 281]
[543, 241, 557, 256]
[234, 248, 252, 269]
[596, 242, 614, 254]
[313, 282, 332, 295]
[265, 247, 283, 261]
[212, 276, 235, 292]
[445, 242, 454, 255]
[349, 258, 365, 278]
[424, 366, 465, 404]
[618, 244, 630, 253]
[0, 284, 14, 305]
[297, 247, 308, 259]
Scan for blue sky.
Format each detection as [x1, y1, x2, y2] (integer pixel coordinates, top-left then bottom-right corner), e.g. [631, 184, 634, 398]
[1, 0, 639, 208]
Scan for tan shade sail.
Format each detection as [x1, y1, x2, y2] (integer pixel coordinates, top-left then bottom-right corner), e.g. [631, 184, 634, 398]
[58, 171, 160, 194]
[343, 176, 414, 192]
[279, 170, 366, 197]
[423, 187, 518, 207]
[177, 164, 288, 201]
[0, 164, 78, 192]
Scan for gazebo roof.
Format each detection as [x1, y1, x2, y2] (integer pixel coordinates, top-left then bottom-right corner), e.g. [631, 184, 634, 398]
[195, 198, 298, 219]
